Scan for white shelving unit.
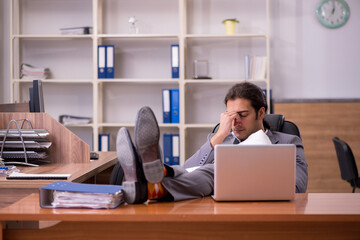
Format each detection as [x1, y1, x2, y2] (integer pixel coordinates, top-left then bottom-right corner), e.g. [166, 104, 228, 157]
[10, 0, 270, 164]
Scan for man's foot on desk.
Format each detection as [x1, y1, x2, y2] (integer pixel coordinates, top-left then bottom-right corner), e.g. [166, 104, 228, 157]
[134, 106, 164, 184]
[116, 127, 148, 204]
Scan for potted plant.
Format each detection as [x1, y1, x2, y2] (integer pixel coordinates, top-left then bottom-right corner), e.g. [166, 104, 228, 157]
[222, 18, 239, 35]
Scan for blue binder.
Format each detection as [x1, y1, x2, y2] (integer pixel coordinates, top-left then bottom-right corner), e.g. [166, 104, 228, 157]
[171, 44, 179, 78]
[162, 89, 171, 123]
[106, 45, 114, 78]
[171, 89, 179, 123]
[98, 45, 106, 78]
[39, 181, 123, 209]
[163, 134, 172, 165]
[171, 134, 180, 165]
[99, 133, 110, 152]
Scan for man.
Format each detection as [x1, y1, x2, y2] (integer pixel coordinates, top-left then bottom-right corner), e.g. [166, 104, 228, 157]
[117, 82, 308, 203]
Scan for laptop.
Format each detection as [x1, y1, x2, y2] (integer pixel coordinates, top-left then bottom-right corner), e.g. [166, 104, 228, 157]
[213, 144, 296, 201]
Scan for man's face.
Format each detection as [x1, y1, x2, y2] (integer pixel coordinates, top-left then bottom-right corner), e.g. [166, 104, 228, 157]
[226, 98, 265, 141]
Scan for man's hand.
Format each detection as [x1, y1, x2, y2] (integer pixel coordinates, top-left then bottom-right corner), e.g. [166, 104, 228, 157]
[210, 111, 239, 149]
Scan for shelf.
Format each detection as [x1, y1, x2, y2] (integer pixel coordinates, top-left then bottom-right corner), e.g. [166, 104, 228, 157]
[11, 0, 270, 163]
[12, 35, 93, 39]
[185, 34, 267, 39]
[64, 124, 94, 128]
[97, 79, 179, 84]
[98, 123, 180, 128]
[184, 79, 268, 84]
[98, 34, 179, 39]
[13, 79, 94, 84]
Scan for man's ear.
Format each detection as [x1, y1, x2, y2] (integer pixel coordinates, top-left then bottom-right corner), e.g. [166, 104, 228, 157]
[258, 107, 266, 120]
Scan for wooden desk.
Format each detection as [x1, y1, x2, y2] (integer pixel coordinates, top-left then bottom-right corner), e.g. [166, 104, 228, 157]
[0, 152, 117, 209]
[0, 193, 359, 240]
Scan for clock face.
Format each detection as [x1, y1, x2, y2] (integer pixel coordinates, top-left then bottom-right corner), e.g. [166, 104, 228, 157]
[316, 0, 350, 28]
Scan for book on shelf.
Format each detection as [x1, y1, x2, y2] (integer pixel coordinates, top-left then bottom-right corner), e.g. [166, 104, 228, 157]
[163, 134, 172, 165]
[98, 45, 115, 79]
[251, 56, 267, 80]
[244, 55, 251, 79]
[59, 26, 93, 35]
[162, 89, 179, 124]
[59, 115, 92, 125]
[171, 89, 179, 124]
[39, 181, 124, 209]
[163, 133, 180, 165]
[99, 134, 110, 152]
[171, 134, 180, 165]
[171, 44, 179, 78]
[20, 63, 50, 80]
[162, 89, 171, 123]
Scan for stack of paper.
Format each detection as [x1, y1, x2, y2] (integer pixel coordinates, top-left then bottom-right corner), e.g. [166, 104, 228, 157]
[59, 26, 93, 35]
[0, 129, 51, 165]
[59, 115, 92, 125]
[20, 64, 50, 80]
[39, 181, 124, 209]
[250, 56, 267, 80]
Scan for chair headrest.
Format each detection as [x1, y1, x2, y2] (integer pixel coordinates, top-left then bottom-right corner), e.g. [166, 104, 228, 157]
[264, 114, 285, 132]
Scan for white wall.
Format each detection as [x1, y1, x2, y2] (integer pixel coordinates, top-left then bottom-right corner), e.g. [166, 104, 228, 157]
[1, 0, 10, 104]
[270, 0, 360, 99]
[1, 0, 359, 103]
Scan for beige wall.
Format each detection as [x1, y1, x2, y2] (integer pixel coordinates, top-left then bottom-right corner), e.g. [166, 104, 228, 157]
[275, 101, 360, 193]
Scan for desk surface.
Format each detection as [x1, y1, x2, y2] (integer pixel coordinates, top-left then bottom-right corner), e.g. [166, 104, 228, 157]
[1, 193, 360, 223]
[1, 193, 360, 240]
[0, 152, 117, 209]
[0, 151, 117, 189]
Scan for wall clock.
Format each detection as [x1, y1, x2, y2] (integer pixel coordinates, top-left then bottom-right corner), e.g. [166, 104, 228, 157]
[316, 0, 350, 28]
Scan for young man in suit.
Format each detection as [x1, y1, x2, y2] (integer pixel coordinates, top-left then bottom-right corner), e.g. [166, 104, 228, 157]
[117, 82, 308, 203]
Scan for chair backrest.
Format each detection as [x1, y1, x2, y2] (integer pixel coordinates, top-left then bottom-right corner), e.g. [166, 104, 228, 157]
[264, 114, 301, 138]
[332, 137, 359, 182]
[109, 161, 124, 185]
[212, 114, 301, 139]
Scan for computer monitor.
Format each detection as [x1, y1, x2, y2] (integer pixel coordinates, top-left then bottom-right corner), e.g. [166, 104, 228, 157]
[29, 80, 45, 112]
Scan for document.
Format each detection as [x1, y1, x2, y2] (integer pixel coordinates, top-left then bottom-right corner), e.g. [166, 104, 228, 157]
[59, 26, 93, 35]
[59, 115, 92, 125]
[171, 89, 179, 123]
[163, 134, 172, 165]
[0, 129, 49, 138]
[171, 134, 180, 165]
[0, 140, 51, 149]
[98, 45, 106, 78]
[7, 172, 71, 180]
[106, 45, 115, 78]
[171, 44, 179, 78]
[162, 89, 171, 123]
[39, 181, 124, 209]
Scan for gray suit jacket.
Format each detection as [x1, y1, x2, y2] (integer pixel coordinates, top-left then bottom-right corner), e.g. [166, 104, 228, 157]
[183, 130, 308, 193]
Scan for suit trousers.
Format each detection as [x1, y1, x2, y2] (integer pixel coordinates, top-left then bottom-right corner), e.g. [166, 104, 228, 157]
[161, 164, 214, 201]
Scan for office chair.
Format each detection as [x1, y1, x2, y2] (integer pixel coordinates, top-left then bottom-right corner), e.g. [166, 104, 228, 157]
[332, 137, 360, 193]
[212, 114, 301, 139]
[109, 161, 124, 185]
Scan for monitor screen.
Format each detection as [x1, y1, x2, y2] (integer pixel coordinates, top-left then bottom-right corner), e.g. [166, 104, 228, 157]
[29, 80, 45, 112]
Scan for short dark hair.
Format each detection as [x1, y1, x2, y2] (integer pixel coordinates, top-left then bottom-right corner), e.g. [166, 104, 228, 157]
[224, 81, 270, 129]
